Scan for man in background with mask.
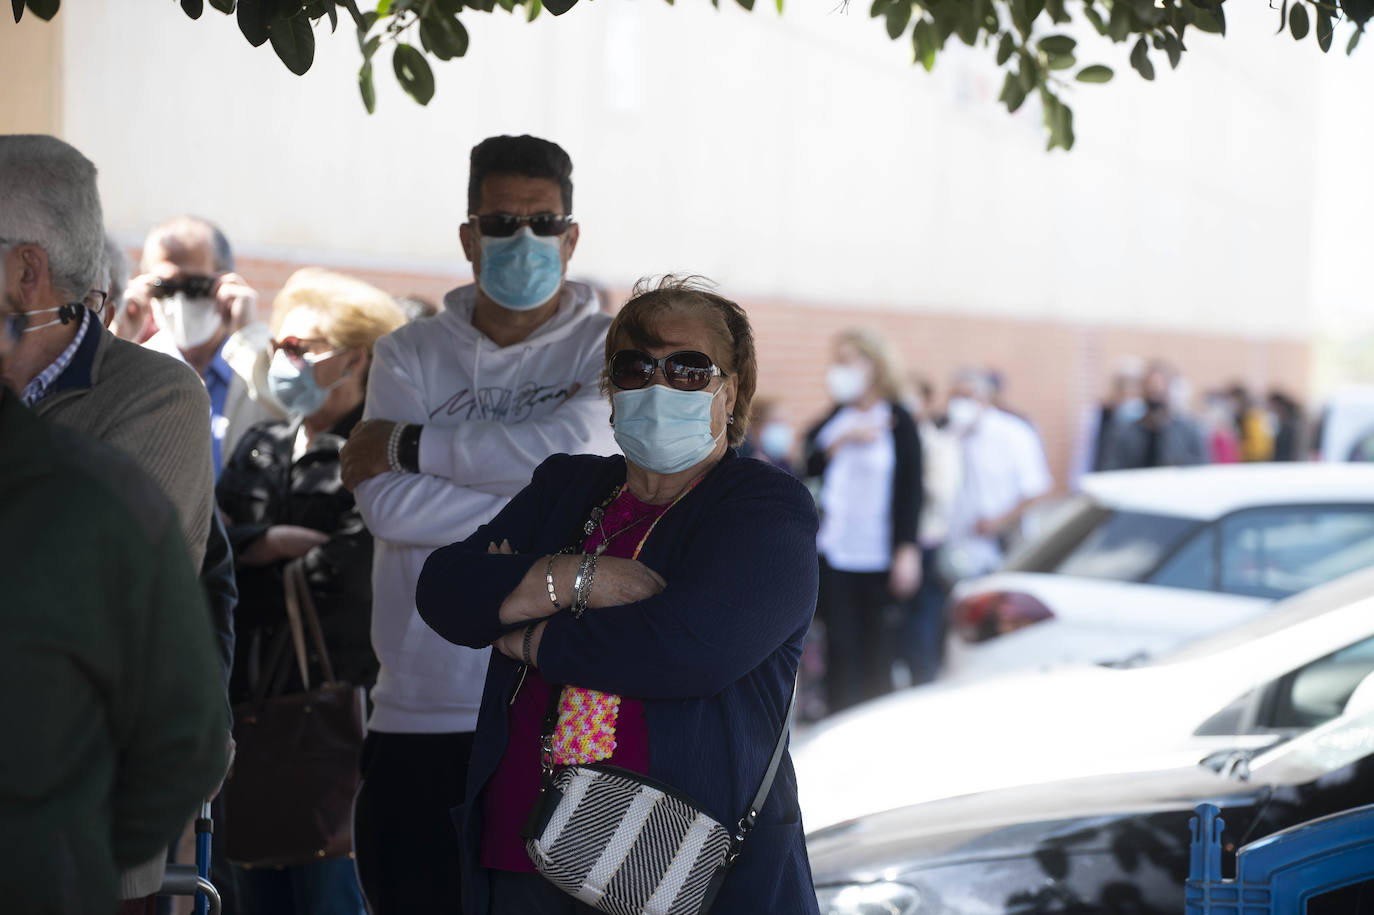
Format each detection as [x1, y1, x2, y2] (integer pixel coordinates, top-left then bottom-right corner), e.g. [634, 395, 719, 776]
[133, 215, 284, 475]
[942, 367, 1052, 583]
[339, 134, 618, 913]
[1100, 360, 1206, 470]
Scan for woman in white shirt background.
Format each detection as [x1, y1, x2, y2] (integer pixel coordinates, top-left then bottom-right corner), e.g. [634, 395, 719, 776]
[804, 328, 923, 715]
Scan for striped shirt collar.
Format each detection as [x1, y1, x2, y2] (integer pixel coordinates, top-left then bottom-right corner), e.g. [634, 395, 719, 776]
[21, 307, 92, 407]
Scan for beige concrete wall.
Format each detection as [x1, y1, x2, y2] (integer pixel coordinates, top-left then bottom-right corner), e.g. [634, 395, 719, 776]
[0, 13, 61, 135]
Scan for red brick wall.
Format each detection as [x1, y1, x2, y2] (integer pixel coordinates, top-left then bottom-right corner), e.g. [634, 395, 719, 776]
[196, 252, 1311, 492]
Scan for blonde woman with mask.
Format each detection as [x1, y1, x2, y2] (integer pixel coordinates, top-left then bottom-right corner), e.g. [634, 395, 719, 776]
[803, 328, 923, 714]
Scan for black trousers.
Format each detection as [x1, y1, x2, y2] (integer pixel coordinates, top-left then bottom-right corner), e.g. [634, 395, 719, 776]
[818, 558, 899, 714]
[353, 730, 473, 914]
[489, 870, 601, 914]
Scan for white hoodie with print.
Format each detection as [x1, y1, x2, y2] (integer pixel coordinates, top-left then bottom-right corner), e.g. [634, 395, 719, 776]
[356, 280, 618, 734]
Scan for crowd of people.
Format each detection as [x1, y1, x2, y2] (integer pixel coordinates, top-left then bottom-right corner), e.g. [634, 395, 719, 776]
[0, 129, 1320, 915]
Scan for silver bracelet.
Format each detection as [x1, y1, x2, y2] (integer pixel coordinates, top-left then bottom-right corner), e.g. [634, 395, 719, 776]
[387, 422, 409, 473]
[545, 555, 562, 611]
[572, 553, 598, 619]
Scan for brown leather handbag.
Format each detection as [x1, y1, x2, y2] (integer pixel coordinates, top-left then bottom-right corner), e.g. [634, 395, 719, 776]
[224, 558, 367, 868]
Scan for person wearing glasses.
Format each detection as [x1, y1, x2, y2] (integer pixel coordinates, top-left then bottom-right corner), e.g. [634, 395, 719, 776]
[214, 268, 404, 913]
[414, 276, 821, 915]
[133, 214, 285, 476]
[338, 134, 618, 914]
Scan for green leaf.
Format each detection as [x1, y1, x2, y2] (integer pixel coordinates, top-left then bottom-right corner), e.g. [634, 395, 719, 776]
[1163, 31, 1183, 68]
[451, 17, 470, 54]
[1349, 25, 1364, 54]
[181, 0, 204, 18]
[269, 11, 316, 75]
[420, 14, 458, 58]
[393, 42, 435, 104]
[1036, 34, 1075, 55]
[207, 0, 234, 10]
[1341, 0, 1374, 25]
[25, 0, 58, 19]
[1045, 0, 1069, 24]
[735, 0, 755, 9]
[869, 0, 890, 19]
[376, 0, 392, 15]
[237, 0, 271, 46]
[526, 0, 541, 22]
[435, 0, 461, 12]
[1193, 7, 1225, 34]
[1017, 53, 1038, 91]
[359, 61, 376, 113]
[1317, 7, 1334, 50]
[1083, 4, 1106, 34]
[885, 0, 910, 40]
[1129, 35, 1155, 79]
[998, 70, 1027, 112]
[1275, 0, 1288, 34]
[1075, 63, 1114, 82]
[544, 0, 576, 12]
[996, 31, 1015, 65]
[1107, 1, 1131, 40]
[1289, 1, 1310, 39]
[777, 0, 784, 12]
[1047, 51, 1076, 69]
[912, 18, 938, 70]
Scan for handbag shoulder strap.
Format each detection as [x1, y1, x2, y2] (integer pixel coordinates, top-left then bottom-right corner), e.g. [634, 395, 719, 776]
[283, 557, 338, 689]
[730, 678, 795, 859]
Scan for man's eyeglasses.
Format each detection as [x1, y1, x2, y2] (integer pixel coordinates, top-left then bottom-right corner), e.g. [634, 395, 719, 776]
[271, 336, 336, 364]
[609, 349, 725, 392]
[468, 212, 574, 238]
[148, 275, 217, 299]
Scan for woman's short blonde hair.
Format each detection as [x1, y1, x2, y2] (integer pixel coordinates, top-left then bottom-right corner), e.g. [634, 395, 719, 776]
[834, 327, 908, 403]
[602, 275, 756, 448]
[270, 268, 406, 375]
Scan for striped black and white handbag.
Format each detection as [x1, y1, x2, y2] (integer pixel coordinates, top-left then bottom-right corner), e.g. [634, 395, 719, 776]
[522, 684, 794, 915]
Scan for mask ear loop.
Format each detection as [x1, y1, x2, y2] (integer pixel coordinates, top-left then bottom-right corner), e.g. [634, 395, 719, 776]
[17, 303, 86, 334]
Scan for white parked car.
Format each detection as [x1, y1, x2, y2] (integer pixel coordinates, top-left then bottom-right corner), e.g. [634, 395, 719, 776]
[946, 462, 1374, 680]
[794, 566, 1374, 833]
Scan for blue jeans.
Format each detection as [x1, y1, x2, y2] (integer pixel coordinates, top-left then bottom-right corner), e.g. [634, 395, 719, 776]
[235, 858, 365, 915]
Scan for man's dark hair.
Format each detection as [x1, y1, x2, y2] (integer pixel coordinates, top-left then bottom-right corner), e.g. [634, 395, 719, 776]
[467, 135, 573, 215]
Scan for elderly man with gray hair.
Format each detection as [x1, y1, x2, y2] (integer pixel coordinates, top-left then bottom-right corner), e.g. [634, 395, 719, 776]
[0, 133, 229, 908]
[941, 366, 1053, 582]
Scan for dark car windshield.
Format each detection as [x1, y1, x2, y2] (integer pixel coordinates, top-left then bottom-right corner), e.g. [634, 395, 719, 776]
[1007, 498, 1201, 583]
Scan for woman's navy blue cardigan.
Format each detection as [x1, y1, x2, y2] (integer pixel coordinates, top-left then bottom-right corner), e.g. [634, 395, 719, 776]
[416, 449, 822, 915]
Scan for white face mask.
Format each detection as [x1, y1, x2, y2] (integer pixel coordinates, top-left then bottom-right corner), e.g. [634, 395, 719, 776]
[155, 292, 222, 350]
[946, 396, 982, 432]
[826, 363, 871, 405]
[612, 384, 726, 475]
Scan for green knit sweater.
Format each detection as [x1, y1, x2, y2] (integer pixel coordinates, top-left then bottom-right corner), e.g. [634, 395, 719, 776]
[0, 389, 227, 914]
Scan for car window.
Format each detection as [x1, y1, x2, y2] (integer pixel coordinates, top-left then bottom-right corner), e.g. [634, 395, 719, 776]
[1051, 510, 1201, 581]
[1262, 636, 1374, 730]
[1148, 527, 1217, 591]
[1219, 508, 1374, 599]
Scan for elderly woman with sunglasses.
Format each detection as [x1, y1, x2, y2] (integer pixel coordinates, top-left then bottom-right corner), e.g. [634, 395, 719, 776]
[214, 268, 404, 913]
[416, 276, 821, 915]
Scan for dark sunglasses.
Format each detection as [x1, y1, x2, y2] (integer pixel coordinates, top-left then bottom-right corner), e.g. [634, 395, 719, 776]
[147, 274, 217, 299]
[271, 335, 332, 362]
[468, 212, 574, 238]
[610, 349, 725, 392]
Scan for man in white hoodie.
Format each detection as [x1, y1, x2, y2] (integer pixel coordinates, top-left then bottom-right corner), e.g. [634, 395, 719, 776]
[340, 134, 617, 913]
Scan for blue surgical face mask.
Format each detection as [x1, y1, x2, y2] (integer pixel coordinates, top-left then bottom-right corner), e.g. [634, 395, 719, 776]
[267, 349, 349, 417]
[477, 226, 564, 311]
[612, 383, 726, 475]
[759, 421, 794, 460]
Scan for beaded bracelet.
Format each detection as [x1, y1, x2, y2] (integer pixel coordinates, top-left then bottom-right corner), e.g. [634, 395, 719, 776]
[522, 622, 538, 666]
[545, 555, 562, 611]
[386, 422, 408, 473]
